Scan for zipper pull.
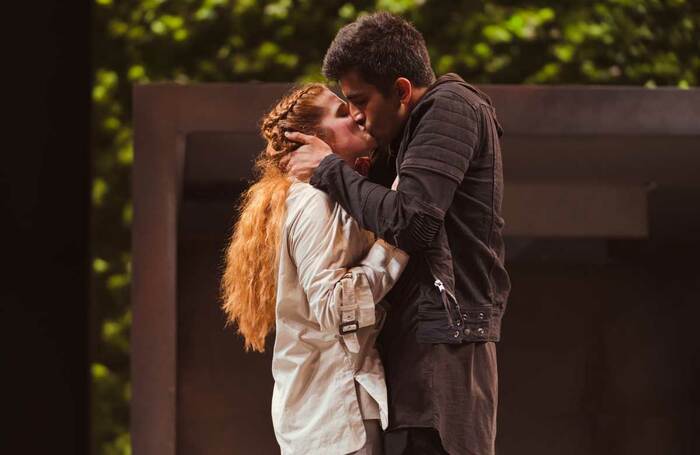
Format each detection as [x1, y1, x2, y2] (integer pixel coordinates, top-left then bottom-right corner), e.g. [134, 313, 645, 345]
[434, 279, 445, 292]
[434, 279, 455, 328]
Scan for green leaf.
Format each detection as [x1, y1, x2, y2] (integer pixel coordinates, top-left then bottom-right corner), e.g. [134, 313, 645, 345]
[122, 202, 133, 226]
[483, 25, 512, 43]
[375, 0, 426, 15]
[554, 44, 574, 62]
[91, 363, 109, 380]
[473, 42, 492, 59]
[339, 3, 356, 20]
[264, 0, 292, 19]
[92, 178, 108, 206]
[107, 274, 130, 290]
[93, 258, 110, 274]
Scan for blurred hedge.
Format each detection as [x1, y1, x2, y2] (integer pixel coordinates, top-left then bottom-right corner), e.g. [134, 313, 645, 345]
[90, 0, 699, 453]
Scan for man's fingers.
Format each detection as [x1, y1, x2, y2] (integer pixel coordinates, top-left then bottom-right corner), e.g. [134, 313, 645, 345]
[284, 131, 315, 145]
[284, 150, 303, 174]
[279, 153, 291, 171]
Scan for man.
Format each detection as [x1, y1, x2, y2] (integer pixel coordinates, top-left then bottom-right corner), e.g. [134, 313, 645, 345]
[285, 12, 510, 455]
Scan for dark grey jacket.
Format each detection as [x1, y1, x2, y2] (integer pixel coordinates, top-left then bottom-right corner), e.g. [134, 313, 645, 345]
[310, 73, 510, 344]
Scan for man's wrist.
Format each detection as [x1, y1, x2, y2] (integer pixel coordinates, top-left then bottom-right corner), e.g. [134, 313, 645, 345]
[309, 153, 342, 188]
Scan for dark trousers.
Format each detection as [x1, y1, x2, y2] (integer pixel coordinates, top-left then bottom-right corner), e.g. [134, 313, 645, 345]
[384, 428, 449, 455]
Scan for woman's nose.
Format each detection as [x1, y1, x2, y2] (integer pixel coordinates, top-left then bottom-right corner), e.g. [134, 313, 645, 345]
[349, 105, 365, 125]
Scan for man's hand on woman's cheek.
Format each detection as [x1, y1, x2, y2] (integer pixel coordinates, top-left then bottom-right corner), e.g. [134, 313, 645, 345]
[284, 131, 333, 181]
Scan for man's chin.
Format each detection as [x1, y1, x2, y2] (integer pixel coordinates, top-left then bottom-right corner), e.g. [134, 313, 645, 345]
[368, 130, 393, 150]
[366, 132, 384, 149]
[362, 132, 378, 150]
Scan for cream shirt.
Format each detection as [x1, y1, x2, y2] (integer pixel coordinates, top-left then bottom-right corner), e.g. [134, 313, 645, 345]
[271, 181, 409, 455]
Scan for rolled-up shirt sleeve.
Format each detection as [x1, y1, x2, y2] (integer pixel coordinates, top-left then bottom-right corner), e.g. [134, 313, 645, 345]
[289, 190, 409, 335]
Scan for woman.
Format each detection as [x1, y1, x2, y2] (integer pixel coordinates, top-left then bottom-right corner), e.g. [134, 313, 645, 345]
[221, 83, 408, 455]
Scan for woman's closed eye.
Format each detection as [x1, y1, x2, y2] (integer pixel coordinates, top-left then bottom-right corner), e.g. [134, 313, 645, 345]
[336, 102, 349, 118]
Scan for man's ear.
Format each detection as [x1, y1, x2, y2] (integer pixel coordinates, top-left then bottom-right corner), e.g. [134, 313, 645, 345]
[394, 77, 413, 105]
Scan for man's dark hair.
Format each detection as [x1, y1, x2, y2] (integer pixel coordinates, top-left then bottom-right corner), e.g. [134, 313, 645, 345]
[322, 12, 435, 94]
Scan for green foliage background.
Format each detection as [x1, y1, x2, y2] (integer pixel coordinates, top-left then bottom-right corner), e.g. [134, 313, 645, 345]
[91, 0, 698, 453]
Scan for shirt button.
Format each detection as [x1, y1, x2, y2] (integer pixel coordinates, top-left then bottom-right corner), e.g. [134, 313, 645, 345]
[478, 312, 486, 320]
[476, 327, 486, 336]
[463, 328, 472, 336]
[452, 330, 460, 338]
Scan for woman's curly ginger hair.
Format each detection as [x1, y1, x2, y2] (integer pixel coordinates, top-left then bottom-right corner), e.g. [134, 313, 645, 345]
[221, 83, 327, 352]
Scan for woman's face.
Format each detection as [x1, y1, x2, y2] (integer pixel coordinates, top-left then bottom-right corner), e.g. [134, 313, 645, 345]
[314, 87, 376, 164]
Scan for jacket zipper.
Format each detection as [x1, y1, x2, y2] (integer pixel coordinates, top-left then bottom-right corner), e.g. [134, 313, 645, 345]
[434, 278, 456, 328]
[424, 258, 462, 329]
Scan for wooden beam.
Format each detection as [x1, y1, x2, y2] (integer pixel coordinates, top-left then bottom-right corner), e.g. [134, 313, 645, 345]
[484, 85, 700, 136]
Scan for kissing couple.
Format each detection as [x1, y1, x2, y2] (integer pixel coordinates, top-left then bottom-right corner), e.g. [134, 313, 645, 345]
[222, 11, 510, 455]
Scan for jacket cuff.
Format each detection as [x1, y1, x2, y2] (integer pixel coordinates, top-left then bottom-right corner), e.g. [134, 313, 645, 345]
[310, 153, 343, 189]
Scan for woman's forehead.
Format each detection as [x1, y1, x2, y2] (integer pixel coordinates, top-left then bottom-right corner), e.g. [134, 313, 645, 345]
[314, 88, 345, 117]
[316, 87, 342, 106]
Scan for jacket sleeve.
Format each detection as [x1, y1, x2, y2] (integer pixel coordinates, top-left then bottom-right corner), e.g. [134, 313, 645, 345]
[288, 190, 409, 336]
[309, 94, 479, 253]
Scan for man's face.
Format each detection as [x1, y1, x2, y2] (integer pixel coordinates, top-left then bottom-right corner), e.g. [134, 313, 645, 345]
[339, 70, 405, 148]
